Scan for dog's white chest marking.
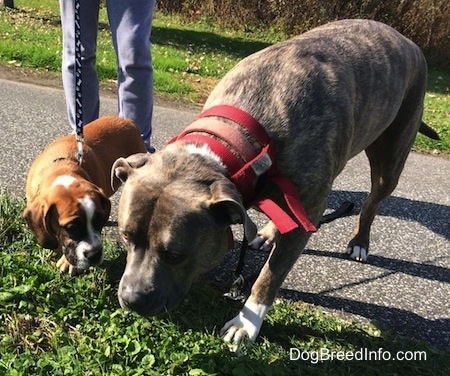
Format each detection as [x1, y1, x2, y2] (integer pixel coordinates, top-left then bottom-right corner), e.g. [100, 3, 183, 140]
[186, 144, 225, 168]
[76, 196, 102, 269]
[220, 300, 270, 346]
[52, 175, 76, 188]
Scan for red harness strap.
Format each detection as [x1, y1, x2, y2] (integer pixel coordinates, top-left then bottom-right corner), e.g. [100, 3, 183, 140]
[170, 105, 317, 234]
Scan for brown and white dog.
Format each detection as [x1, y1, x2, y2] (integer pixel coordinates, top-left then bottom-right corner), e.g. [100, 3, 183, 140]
[111, 20, 439, 344]
[24, 116, 147, 275]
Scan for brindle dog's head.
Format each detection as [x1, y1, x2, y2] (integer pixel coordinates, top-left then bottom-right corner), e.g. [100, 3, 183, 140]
[112, 148, 256, 316]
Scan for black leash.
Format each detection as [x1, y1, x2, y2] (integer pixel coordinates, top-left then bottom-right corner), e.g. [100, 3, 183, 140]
[222, 237, 248, 301]
[74, 0, 84, 164]
[223, 200, 355, 301]
[318, 201, 354, 228]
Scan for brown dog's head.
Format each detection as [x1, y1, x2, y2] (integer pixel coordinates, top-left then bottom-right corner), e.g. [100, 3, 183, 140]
[112, 149, 256, 316]
[23, 177, 111, 272]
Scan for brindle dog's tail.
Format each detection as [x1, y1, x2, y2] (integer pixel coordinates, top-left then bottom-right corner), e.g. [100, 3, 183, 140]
[419, 121, 440, 140]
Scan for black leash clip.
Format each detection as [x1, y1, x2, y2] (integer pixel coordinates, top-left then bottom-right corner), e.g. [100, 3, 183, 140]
[224, 236, 249, 302]
[223, 274, 246, 301]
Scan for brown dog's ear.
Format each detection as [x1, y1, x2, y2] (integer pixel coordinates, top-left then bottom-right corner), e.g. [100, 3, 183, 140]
[111, 153, 150, 190]
[98, 191, 112, 227]
[209, 179, 257, 241]
[23, 201, 59, 249]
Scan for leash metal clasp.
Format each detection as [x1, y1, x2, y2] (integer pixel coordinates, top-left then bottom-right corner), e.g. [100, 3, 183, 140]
[223, 274, 246, 301]
[75, 133, 84, 165]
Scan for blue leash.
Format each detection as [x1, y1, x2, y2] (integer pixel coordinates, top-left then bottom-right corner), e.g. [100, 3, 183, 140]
[74, 0, 84, 164]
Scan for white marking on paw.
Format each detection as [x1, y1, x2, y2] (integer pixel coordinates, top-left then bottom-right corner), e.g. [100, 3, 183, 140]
[75, 196, 103, 269]
[220, 300, 270, 346]
[346, 245, 368, 262]
[52, 175, 76, 188]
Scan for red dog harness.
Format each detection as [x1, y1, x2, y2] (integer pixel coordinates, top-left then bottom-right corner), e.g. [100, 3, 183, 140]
[169, 105, 317, 234]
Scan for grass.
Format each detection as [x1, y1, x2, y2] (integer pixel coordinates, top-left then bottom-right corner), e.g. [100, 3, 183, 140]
[0, 1, 449, 155]
[1, 189, 449, 375]
[417, 68, 450, 153]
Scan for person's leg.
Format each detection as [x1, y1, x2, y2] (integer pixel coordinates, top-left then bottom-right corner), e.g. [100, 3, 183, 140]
[60, 0, 101, 130]
[106, 0, 155, 151]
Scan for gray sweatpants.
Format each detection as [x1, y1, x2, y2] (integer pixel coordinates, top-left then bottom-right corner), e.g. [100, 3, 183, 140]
[59, 0, 155, 151]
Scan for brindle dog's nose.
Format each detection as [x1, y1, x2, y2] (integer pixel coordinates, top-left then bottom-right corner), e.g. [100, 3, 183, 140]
[119, 288, 146, 312]
[118, 276, 165, 316]
[119, 282, 163, 316]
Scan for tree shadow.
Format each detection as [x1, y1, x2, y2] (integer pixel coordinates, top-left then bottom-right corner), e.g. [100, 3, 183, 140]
[277, 288, 450, 349]
[151, 26, 271, 59]
[303, 249, 449, 283]
[327, 190, 449, 240]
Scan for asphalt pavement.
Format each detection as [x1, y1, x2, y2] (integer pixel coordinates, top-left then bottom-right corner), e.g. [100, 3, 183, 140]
[0, 78, 449, 348]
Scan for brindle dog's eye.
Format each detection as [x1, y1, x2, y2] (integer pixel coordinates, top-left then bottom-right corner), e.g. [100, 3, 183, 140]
[160, 251, 186, 265]
[64, 218, 84, 239]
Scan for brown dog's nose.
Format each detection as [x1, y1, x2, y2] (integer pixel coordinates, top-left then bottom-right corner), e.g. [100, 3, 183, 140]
[84, 247, 103, 265]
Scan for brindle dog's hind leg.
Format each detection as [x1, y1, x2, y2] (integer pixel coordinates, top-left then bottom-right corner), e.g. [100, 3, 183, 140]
[347, 88, 425, 261]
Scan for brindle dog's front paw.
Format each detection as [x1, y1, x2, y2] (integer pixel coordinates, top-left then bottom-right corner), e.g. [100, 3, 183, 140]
[56, 255, 79, 275]
[248, 221, 278, 252]
[220, 301, 270, 351]
[221, 314, 258, 345]
[249, 236, 274, 252]
[346, 242, 368, 262]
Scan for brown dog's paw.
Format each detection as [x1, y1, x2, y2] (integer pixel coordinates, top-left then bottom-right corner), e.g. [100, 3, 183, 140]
[56, 255, 80, 276]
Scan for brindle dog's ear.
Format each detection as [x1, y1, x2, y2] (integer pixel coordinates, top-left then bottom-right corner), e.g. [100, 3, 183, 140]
[111, 153, 151, 190]
[23, 201, 59, 249]
[209, 179, 257, 241]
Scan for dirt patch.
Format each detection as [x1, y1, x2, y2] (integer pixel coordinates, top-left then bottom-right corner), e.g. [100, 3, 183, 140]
[182, 74, 219, 105]
[0, 64, 64, 91]
[0, 63, 202, 112]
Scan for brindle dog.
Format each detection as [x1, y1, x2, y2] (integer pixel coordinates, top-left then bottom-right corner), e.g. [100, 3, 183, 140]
[112, 20, 438, 344]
